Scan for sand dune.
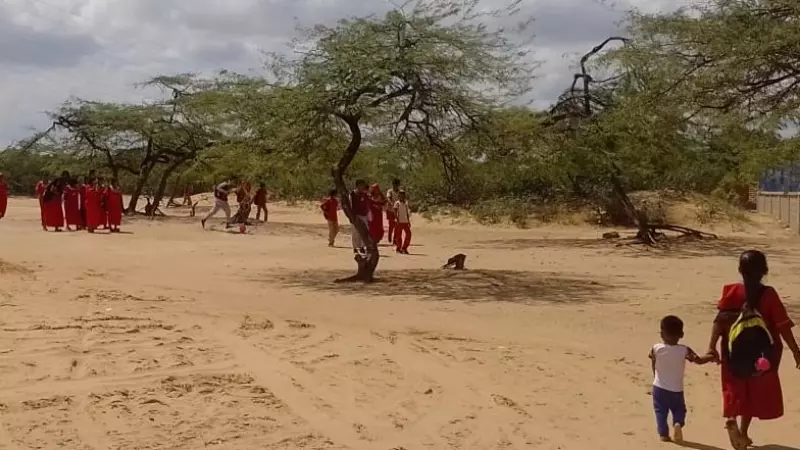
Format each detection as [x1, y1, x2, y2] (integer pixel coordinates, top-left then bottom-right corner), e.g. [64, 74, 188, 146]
[1, 196, 799, 449]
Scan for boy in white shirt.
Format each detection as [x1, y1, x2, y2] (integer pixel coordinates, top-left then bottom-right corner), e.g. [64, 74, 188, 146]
[649, 315, 716, 442]
[393, 190, 411, 254]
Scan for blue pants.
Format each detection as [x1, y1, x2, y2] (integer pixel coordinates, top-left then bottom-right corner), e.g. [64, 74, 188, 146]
[652, 386, 687, 437]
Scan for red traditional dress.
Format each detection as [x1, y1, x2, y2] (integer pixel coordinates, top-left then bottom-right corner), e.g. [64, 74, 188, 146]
[105, 187, 123, 228]
[0, 179, 8, 218]
[717, 283, 794, 420]
[35, 181, 46, 228]
[42, 184, 64, 229]
[84, 185, 103, 232]
[79, 183, 87, 225]
[99, 186, 109, 228]
[367, 185, 385, 243]
[63, 185, 83, 228]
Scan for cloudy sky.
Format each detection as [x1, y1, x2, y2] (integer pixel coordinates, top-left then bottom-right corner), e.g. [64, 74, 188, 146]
[0, 0, 677, 147]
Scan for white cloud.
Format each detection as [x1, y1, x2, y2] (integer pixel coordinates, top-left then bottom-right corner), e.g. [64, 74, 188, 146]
[0, 0, 679, 146]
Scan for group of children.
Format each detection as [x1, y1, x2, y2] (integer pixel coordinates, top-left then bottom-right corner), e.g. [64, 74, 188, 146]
[649, 250, 800, 448]
[320, 178, 412, 254]
[201, 179, 269, 229]
[35, 170, 124, 233]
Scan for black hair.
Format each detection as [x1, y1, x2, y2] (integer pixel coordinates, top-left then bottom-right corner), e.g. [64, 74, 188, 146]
[328, 188, 337, 196]
[739, 250, 768, 308]
[392, 178, 400, 185]
[355, 179, 367, 187]
[660, 315, 684, 337]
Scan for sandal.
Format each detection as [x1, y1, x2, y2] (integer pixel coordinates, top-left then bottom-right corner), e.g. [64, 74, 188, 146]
[725, 421, 747, 450]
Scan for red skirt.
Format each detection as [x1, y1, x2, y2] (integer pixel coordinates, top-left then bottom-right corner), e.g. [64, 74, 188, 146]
[43, 198, 64, 228]
[368, 209, 384, 243]
[64, 194, 82, 227]
[721, 352, 784, 419]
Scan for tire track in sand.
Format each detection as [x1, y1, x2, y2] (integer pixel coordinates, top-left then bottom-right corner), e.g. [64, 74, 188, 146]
[204, 320, 368, 450]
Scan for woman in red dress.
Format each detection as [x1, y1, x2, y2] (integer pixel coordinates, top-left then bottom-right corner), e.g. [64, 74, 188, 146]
[367, 184, 385, 244]
[84, 180, 103, 233]
[0, 172, 8, 220]
[42, 178, 65, 231]
[105, 180, 123, 232]
[63, 179, 83, 231]
[706, 250, 800, 449]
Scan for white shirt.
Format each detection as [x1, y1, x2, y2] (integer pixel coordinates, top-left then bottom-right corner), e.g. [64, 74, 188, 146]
[394, 201, 410, 223]
[651, 343, 688, 392]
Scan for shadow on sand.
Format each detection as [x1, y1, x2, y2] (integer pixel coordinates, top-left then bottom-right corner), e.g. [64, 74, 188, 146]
[469, 236, 791, 260]
[267, 268, 614, 305]
[678, 442, 798, 450]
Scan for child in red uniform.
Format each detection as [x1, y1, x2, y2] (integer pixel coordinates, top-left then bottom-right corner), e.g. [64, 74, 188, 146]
[253, 183, 268, 222]
[320, 189, 339, 247]
[105, 180, 123, 232]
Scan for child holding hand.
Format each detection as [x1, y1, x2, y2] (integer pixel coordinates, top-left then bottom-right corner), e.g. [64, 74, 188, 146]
[649, 315, 717, 443]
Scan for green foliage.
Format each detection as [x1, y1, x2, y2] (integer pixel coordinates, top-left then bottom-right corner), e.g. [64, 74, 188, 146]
[5, 0, 800, 228]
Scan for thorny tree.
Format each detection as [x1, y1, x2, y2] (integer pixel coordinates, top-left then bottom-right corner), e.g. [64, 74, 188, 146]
[34, 74, 235, 214]
[268, 0, 532, 282]
[547, 34, 721, 245]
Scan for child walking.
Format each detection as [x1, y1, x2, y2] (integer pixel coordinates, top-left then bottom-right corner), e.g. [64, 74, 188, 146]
[649, 315, 716, 442]
[253, 183, 268, 222]
[320, 189, 339, 247]
[393, 190, 411, 254]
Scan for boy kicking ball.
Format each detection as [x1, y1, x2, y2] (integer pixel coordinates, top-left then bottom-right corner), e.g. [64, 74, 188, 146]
[649, 315, 717, 442]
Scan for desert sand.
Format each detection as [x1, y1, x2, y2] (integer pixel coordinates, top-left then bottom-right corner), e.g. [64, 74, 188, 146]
[1, 195, 799, 450]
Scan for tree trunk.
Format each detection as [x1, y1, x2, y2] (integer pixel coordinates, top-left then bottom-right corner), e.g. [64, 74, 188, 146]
[332, 116, 379, 283]
[126, 162, 155, 214]
[608, 173, 656, 244]
[150, 159, 186, 217]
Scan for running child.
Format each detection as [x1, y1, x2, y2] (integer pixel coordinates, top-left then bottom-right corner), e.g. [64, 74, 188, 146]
[320, 189, 339, 247]
[649, 315, 716, 443]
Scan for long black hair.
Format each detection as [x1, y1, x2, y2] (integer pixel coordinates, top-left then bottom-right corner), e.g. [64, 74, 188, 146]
[739, 250, 768, 309]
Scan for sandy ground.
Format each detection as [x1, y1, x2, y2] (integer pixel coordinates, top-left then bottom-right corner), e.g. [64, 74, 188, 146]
[1, 195, 800, 450]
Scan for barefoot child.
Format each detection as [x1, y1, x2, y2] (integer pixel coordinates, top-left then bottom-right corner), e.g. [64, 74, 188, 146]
[393, 190, 411, 254]
[649, 315, 716, 443]
[320, 189, 339, 246]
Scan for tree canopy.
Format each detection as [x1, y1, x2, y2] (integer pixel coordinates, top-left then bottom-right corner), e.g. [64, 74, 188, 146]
[1, 0, 796, 241]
